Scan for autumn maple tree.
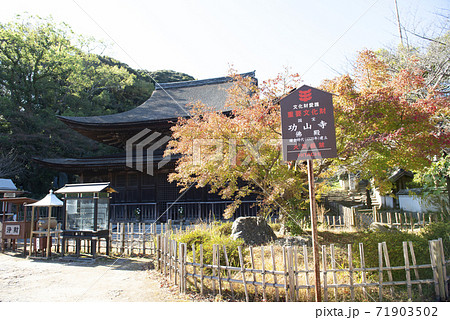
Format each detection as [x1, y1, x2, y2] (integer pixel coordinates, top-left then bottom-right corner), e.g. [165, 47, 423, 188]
[322, 49, 449, 194]
[166, 70, 330, 230]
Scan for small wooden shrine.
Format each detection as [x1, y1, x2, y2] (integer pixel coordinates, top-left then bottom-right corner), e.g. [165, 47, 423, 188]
[27, 190, 63, 258]
[55, 182, 116, 257]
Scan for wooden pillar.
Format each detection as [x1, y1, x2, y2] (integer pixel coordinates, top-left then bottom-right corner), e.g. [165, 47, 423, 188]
[46, 206, 52, 258]
[28, 206, 36, 258]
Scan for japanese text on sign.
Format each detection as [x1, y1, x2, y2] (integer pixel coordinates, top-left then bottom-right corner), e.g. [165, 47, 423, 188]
[5, 224, 20, 236]
[280, 85, 337, 161]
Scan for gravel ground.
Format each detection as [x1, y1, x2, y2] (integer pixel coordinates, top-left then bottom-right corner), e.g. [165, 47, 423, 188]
[0, 252, 192, 302]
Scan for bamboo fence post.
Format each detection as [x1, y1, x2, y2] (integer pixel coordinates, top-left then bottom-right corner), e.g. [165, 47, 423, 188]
[429, 240, 441, 300]
[402, 241, 412, 300]
[238, 246, 249, 302]
[174, 240, 178, 286]
[282, 246, 289, 302]
[183, 243, 187, 294]
[159, 235, 164, 274]
[348, 244, 354, 301]
[182, 243, 187, 294]
[408, 241, 423, 298]
[330, 244, 338, 300]
[171, 239, 175, 282]
[200, 244, 204, 296]
[153, 223, 157, 255]
[131, 223, 135, 255]
[168, 239, 173, 281]
[113, 223, 117, 254]
[108, 223, 113, 255]
[438, 238, 449, 300]
[125, 223, 129, 255]
[138, 223, 141, 255]
[212, 244, 217, 295]
[143, 222, 147, 255]
[399, 212, 403, 229]
[293, 246, 299, 299]
[359, 243, 367, 300]
[217, 244, 223, 297]
[120, 222, 125, 254]
[430, 239, 447, 300]
[178, 242, 183, 292]
[156, 234, 161, 271]
[409, 213, 414, 231]
[164, 236, 168, 276]
[223, 245, 235, 300]
[149, 223, 153, 255]
[137, 223, 141, 255]
[260, 246, 267, 301]
[378, 242, 383, 302]
[382, 242, 395, 297]
[303, 244, 311, 301]
[192, 243, 197, 291]
[322, 245, 328, 302]
[270, 245, 279, 301]
[287, 247, 296, 302]
[161, 236, 165, 275]
[249, 246, 258, 296]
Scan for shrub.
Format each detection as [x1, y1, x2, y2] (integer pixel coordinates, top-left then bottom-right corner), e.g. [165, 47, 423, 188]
[352, 230, 430, 281]
[173, 225, 244, 268]
[420, 222, 450, 257]
[175, 228, 210, 249]
[269, 222, 281, 233]
[214, 222, 233, 237]
[284, 210, 308, 236]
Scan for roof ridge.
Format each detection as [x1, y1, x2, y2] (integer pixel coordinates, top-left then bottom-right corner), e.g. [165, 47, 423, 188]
[155, 71, 255, 90]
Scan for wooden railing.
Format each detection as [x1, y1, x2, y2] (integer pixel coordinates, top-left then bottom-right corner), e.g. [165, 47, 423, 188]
[165, 200, 259, 221]
[110, 200, 260, 222]
[110, 202, 157, 221]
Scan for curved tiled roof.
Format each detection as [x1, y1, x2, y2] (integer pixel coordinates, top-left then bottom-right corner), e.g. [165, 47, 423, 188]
[59, 71, 256, 125]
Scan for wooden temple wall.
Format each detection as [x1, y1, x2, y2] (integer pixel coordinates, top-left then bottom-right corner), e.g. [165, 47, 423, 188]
[81, 169, 258, 222]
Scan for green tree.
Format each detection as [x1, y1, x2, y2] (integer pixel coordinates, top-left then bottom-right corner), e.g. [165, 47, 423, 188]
[0, 15, 153, 194]
[147, 69, 195, 84]
[413, 154, 450, 220]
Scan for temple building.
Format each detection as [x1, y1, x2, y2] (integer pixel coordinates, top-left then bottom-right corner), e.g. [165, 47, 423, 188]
[36, 72, 258, 222]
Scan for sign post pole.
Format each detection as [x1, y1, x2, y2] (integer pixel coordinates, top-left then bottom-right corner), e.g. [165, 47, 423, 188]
[280, 85, 337, 303]
[307, 159, 321, 302]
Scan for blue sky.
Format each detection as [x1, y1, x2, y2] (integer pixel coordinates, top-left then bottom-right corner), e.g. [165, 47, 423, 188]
[1, 0, 448, 86]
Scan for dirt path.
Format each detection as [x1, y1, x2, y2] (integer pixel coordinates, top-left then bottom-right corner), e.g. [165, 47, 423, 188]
[0, 252, 191, 302]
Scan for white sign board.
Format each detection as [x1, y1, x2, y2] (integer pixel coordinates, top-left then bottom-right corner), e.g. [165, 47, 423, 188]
[5, 224, 20, 236]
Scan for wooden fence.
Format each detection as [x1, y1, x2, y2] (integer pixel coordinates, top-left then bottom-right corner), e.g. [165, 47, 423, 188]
[155, 235, 449, 302]
[324, 205, 436, 231]
[100, 222, 449, 302]
[23, 221, 448, 302]
[108, 221, 194, 256]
